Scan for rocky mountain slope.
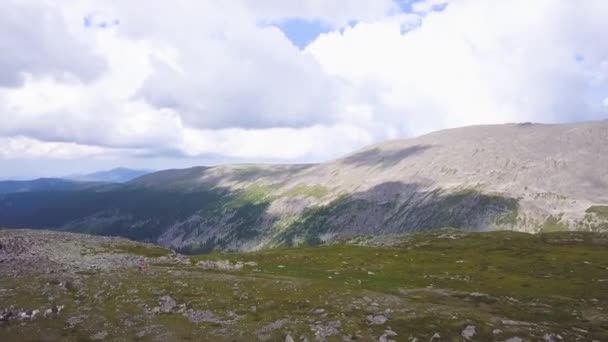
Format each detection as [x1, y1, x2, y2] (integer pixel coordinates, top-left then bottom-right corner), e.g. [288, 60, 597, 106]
[2, 229, 607, 341]
[1, 121, 607, 252]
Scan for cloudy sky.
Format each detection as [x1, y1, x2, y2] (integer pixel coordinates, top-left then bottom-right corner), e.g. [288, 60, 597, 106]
[1, 0, 608, 179]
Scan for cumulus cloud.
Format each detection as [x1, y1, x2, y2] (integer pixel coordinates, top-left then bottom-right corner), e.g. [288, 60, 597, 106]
[0, 0, 106, 87]
[0, 0, 607, 176]
[0, 136, 112, 160]
[245, 0, 396, 27]
[307, 0, 608, 135]
[179, 124, 373, 160]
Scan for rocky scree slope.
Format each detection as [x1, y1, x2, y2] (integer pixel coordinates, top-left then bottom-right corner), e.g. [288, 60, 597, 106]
[0, 121, 607, 252]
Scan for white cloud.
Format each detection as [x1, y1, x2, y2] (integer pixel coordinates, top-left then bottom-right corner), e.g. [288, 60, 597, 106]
[411, 0, 448, 14]
[244, 0, 396, 27]
[180, 124, 373, 160]
[0, 0, 607, 177]
[0, 136, 111, 160]
[0, 0, 106, 87]
[307, 0, 608, 135]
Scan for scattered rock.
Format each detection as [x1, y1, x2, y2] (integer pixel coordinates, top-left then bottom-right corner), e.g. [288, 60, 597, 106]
[65, 315, 86, 328]
[504, 338, 522, 342]
[159, 295, 177, 313]
[367, 315, 388, 325]
[379, 334, 395, 342]
[430, 332, 440, 340]
[312, 308, 326, 315]
[197, 260, 244, 271]
[90, 331, 108, 340]
[543, 333, 563, 341]
[1, 310, 13, 321]
[30, 309, 40, 320]
[184, 309, 222, 324]
[493, 329, 503, 335]
[312, 320, 341, 340]
[285, 333, 295, 342]
[256, 318, 289, 334]
[384, 329, 397, 337]
[461, 325, 476, 340]
[501, 319, 534, 327]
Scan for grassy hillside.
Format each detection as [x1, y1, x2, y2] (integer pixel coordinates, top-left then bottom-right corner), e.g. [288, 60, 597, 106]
[0, 184, 523, 252]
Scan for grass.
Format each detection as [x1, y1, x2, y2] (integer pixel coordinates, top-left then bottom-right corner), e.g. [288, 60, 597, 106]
[193, 230, 608, 301]
[540, 215, 568, 232]
[3, 230, 608, 341]
[587, 205, 608, 219]
[225, 184, 273, 209]
[109, 244, 173, 257]
[283, 184, 330, 199]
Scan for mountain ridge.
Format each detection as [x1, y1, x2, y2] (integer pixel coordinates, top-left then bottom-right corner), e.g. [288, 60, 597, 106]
[67, 167, 152, 183]
[1, 120, 607, 252]
[0, 178, 107, 194]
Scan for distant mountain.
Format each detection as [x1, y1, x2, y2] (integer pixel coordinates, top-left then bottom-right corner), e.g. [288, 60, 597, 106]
[68, 168, 151, 183]
[0, 178, 104, 194]
[0, 120, 607, 252]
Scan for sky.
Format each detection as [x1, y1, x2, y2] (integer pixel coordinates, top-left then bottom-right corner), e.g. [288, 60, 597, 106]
[1, 0, 608, 179]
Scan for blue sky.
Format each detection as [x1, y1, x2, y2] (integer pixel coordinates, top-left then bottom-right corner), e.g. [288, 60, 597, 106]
[275, 1, 449, 49]
[276, 19, 332, 49]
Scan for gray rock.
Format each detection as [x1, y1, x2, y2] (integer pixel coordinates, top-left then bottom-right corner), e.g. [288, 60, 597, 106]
[312, 320, 341, 339]
[255, 318, 289, 334]
[159, 296, 177, 313]
[285, 334, 295, 342]
[185, 309, 223, 324]
[312, 308, 326, 315]
[543, 334, 564, 342]
[384, 329, 397, 337]
[379, 334, 395, 342]
[90, 331, 108, 340]
[504, 338, 522, 342]
[0, 311, 13, 321]
[367, 315, 388, 325]
[461, 325, 476, 340]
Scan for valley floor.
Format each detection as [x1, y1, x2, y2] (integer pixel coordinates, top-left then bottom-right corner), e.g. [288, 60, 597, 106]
[1, 229, 607, 341]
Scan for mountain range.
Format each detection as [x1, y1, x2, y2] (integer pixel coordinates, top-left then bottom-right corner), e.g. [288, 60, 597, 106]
[0, 121, 607, 252]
